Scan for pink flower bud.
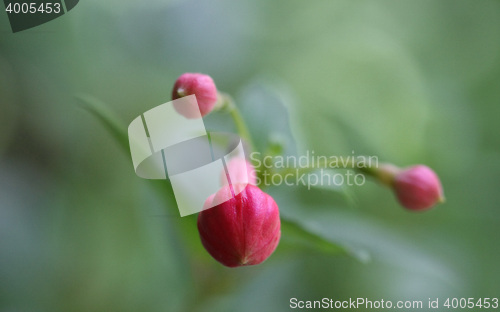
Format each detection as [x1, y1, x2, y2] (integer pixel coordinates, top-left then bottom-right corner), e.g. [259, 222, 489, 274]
[172, 73, 218, 118]
[392, 165, 444, 211]
[197, 184, 281, 267]
[221, 157, 257, 186]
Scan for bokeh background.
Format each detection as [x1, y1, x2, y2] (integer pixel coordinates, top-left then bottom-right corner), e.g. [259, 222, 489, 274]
[1, 1, 500, 311]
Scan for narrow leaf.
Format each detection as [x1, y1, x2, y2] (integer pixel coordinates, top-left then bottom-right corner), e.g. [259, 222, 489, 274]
[280, 216, 370, 263]
[76, 94, 129, 154]
[76, 94, 178, 210]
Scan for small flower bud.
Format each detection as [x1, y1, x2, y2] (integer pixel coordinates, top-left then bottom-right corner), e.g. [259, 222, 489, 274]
[197, 184, 281, 267]
[221, 157, 257, 186]
[172, 73, 218, 118]
[391, 165, 445, 211]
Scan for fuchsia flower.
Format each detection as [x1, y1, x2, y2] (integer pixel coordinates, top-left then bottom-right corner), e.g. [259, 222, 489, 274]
[172, 73, 218, 118]
[390, 165, 445, 211]
[197, 184, 281, 267]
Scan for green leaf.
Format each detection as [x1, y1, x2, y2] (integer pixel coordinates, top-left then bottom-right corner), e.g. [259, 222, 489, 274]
[237, 79, 298, 157]
[269, 185, 370, 262]
[76, 94, 130, 154]
[280, 215, 370, 263]
[76, 94, 178, 210]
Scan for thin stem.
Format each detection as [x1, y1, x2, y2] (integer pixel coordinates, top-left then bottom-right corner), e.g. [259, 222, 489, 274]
[219, 92, 256, 153]
[273, 156, 379, 178]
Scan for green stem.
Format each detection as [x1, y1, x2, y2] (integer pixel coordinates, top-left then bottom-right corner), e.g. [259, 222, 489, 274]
[223, 95, 256, 153]
[217, 92, 258, 155]
[217, 92, 264, 182]
[274, 156, 380, 179]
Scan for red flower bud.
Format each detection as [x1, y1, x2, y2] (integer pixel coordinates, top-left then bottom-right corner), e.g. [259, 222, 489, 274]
[172, 73, 218, 118]
[197, 184, 281, 267]
[392, 165, 444, 211]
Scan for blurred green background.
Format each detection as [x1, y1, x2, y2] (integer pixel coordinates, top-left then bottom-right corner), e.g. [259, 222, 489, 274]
[1, 0, 500, 311]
